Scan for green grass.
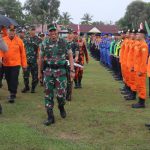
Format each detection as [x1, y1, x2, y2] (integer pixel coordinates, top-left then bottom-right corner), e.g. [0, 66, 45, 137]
[1, 58, 150, 150]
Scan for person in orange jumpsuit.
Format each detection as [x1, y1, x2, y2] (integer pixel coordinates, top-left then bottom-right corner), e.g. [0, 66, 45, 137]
[120, 30, 131, 95]
[0, 25, 27, 103]
[74, 37, 89, 88]
[131, 29, 148, 108]
[124, 29, 138, 100]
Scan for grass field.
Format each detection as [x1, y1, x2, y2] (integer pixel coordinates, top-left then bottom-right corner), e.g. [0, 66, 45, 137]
[1, 58, 150, 150]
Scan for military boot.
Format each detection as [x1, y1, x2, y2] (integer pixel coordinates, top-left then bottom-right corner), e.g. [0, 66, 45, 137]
[22, 86, 30, 93]
[0, 79, 3, 88]
[58, 105, 66, 118]
[124, 91, 136, 101]
[74, 80, 78, 89]
[145, 123, 150, 128]
[0, 104, 2, 114]
[44, 107, 55, 126]
[132, 98, 145, 108]
[31, 87, 35, 93]
[121, 86, 131, 95]
[78, 78, 82, 88]
[7, 93, 16, 103]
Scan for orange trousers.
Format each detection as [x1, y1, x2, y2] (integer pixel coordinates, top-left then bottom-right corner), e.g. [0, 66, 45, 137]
[135, 72, 146, 100]
[128, 71, 136, 92]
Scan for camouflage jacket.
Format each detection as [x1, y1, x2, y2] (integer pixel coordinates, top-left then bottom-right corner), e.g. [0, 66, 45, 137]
[40, 38, 71, 77]
[24, 35, 42, 64]
[68, 40, 79, 58]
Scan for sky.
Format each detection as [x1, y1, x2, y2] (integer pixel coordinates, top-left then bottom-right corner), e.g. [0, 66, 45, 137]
[19, 0, 150, 24]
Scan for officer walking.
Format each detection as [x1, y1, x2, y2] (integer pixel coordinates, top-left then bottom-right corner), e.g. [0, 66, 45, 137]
[0, 25, 27, 103]
[38, 24, 75, 126]
[22, 26, 42, 93]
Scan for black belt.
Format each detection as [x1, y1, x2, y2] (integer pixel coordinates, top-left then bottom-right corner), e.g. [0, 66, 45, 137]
[45, 64, 66, 69]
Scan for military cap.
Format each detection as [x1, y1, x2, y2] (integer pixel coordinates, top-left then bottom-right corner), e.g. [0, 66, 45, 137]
[68, 28, 73, 34]
[127, 29, 132, 33]
[8, 24, 16, 31]
[18, 27, 26, 33]
[29, 25, 36, 31]
[73, 31, 78, 34]
[48, 24, 57, 31]
[121, 30, 127, 34]
[114, 33, 121, 36]
[137, 29, 147, 34]
[95, 33, 101, 36]
[40, 32, 45, 37]
[131, 29, 138, 34]
[108, 33, 112, 36]
[80, 33, 84, 36]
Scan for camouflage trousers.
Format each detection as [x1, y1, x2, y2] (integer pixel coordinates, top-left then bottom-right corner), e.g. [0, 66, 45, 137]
[23, 63, 38, 89]
[44, 71, 67, 109]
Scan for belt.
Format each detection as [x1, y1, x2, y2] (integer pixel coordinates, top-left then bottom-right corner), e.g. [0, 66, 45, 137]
[45, 64, 66, 69]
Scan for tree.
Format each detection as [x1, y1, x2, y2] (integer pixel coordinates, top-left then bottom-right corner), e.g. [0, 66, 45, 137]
[57, 12, 72, 25]
[81, 13, 93, 25]
[0, 0, 24, 25]
[116, 1, 150, 29]
[24, 0, 60, 31]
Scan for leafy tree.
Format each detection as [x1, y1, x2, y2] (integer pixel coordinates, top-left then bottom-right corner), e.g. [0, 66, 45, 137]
[92, 21, 105, 26]
[0, 0, 24, 25]
[116, 1, 150, 29]
[81, 13, 93, 25]
[24, 0, 60, 31]
[57, 12, 72, 25]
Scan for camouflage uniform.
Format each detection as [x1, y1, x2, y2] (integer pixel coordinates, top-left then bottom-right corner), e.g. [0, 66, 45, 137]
[23, 35, 41, 91]
[69, 40, 80, 88]
[40, 37, 71, 108]
[68, 40, 79, 58]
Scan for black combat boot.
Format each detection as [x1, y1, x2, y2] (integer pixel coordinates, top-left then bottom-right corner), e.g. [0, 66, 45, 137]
[124, 91, 136, 101]
[132, 98, 145, 108]
[58, 105, 66, 118]
[0, 80, 2, 88]
[0, 104, 2, 114]
[7, 93, 16, 103]
[78, 78, 82, 88]
[121, 86, 131, 95]
[31, 87, 35, 93]
[145, 123, 150, 128]
[74, 79, 78, 89]
[120, 85, 127, 92]
[22, 86, 30, 93]
[44, 107, 55, 126]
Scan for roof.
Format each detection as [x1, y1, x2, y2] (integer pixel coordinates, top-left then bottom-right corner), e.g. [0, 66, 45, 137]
[68, 24, 118, 33]
[89, 27, 101, 33]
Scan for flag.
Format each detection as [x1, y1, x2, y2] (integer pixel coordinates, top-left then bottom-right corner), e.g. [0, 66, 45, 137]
[140, 22, 144, 29]
[77, 24, 80, 35]
[145, 20, 150, 36]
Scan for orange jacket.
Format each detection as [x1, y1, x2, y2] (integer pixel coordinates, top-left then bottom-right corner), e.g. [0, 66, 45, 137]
[122, 38, 130, 67]
[119, 39, 126, 64]
[127, 40, 136, 69]
[147, 56, 150, 77]
[134, 40, 148, 73]
[0, 35, 27, 67]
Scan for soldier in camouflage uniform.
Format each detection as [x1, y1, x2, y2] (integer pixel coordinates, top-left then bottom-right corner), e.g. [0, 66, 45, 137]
[38, 24, 75, 126]
[22, 26, 42, 93]
[66, 30, 79, 88]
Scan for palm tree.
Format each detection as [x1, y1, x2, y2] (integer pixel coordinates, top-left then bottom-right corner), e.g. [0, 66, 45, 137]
[58, 12, 72, 25]
[81, 13, 93, 25]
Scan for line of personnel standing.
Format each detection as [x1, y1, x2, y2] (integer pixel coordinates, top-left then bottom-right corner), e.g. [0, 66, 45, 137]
[88, 29, 150, 109]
